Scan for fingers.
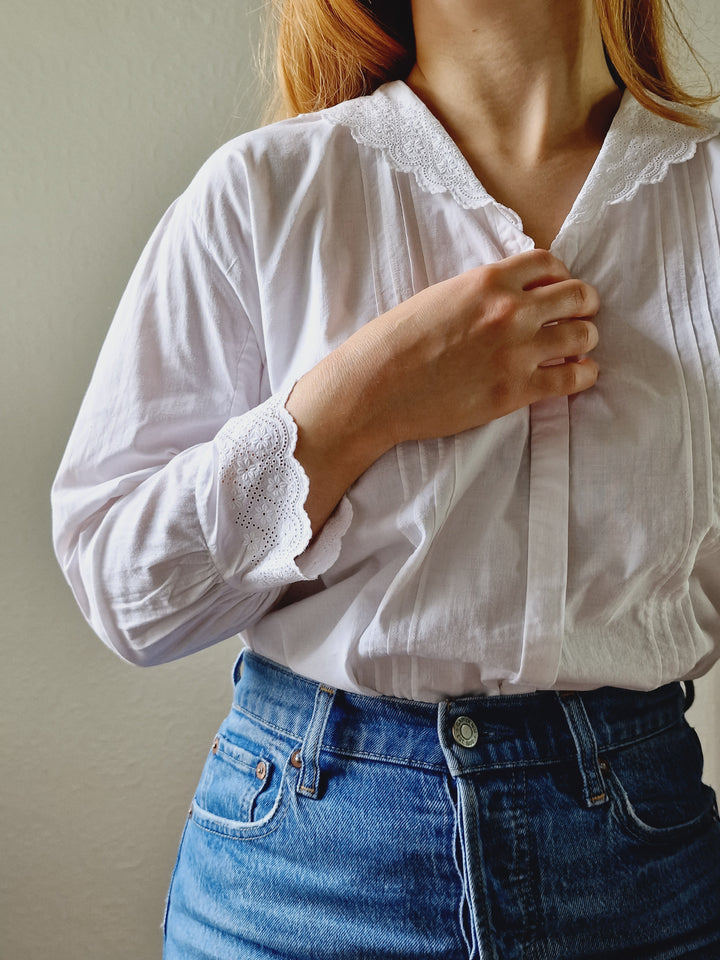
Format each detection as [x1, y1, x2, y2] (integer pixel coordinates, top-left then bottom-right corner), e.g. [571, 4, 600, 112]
[530, 277, 600, 322]
[491, 248, 573, 290]
[534, 318, 599, 363]
[531, 356, 600, 399]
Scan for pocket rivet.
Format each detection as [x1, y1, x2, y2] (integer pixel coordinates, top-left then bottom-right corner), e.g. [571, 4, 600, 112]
[212, 736, 219, 755]
[599, 758, 609, 774]
[256, 760, 268, 780]
[290, 749, 302, 769]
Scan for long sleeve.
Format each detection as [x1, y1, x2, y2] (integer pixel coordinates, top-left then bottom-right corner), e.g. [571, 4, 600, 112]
[53, 89, 720, 697]
[51, 179, 350, 666]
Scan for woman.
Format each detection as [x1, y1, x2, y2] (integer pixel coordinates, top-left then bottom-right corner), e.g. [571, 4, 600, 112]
[52, 0, 720, 956]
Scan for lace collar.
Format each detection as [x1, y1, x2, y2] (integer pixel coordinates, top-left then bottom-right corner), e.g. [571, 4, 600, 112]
[323, 80, 720, 226]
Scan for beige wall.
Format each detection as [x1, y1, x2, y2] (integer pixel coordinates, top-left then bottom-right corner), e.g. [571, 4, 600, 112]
[2, 2, 720, 957]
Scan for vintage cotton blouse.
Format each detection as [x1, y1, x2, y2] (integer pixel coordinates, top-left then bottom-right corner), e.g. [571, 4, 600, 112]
[52, 81, 720, 700]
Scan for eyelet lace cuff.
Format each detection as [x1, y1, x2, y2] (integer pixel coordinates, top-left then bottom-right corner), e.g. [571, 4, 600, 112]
[216, 393, 352, 588]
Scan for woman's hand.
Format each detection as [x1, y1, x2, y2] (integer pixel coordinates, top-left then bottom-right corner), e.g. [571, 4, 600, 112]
[356, 247, 599, 444]
[287, 248, 599, 533]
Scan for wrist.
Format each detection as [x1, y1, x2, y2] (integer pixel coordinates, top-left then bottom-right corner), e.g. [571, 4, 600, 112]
[287, 341, 394, 479]
[284, 333, 397, 533]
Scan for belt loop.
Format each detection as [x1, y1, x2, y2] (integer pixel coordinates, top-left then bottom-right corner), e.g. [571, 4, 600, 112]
[296, 683, 336, 800]
[557, 693, 609, 809]
[683, 680, 695, 712]
[232, 646, 247, 685]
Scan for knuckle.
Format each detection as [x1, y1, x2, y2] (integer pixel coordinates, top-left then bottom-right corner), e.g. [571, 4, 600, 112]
[572, 280, 599, 316]
[534, 248, 556, 272]
[555, 363, 580, 396]
[473, 285, 520, 331]
[534, 248, 568, 280]
[566, 364, 582, 393]
[571, 281, 589, 314]
[471, 263, 501, 296]
[492, 291, 521, 324]
[573, 322, 591, 352]
[553, 360, 598, 396]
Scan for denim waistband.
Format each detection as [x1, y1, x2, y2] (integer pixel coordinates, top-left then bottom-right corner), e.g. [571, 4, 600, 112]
[232, 650, 690, 778]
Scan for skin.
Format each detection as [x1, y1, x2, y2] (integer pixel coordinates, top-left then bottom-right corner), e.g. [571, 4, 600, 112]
[286, 0, 615, 536]
[406, 0, 622, 247]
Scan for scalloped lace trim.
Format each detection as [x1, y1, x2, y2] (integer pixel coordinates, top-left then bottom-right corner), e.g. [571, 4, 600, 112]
[217, 393, 312, 585]
[572, 97, 720, 224]
[324, 82, 720, 223]
[326, 84, 494, 211]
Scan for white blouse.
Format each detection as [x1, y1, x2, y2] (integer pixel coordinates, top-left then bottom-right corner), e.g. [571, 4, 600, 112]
[52, 81, 720, 701]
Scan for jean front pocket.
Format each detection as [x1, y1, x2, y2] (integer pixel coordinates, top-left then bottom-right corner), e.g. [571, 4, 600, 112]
[605, 719, 719, 846]
[190, 710, 298, 840]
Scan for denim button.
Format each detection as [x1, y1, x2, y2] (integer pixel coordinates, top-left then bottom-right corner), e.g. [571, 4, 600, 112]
[452, 716, 479, 748]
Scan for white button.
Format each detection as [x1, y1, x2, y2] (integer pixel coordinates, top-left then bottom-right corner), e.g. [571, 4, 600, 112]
[452, 716, 479, 748]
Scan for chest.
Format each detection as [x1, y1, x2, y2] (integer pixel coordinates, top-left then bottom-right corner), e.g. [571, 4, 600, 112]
[461, 147, 606, 250]
[258, 158, 720, 493]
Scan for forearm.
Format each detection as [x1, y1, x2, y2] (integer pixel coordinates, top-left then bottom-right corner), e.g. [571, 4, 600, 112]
[286, 326, 397, 536]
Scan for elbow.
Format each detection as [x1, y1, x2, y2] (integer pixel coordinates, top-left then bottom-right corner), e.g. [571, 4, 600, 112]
[53, 554, 164, 668]
[80, 581, 262, 668]
[103, 633, 168, 668]
[75, 593, 181, 667]
[55, 551, 196, 668]
[58, 530, 224, 666]
[54, 521, 278, 668]
[88, 596, 215, 668]
[88, 609, 212, 668]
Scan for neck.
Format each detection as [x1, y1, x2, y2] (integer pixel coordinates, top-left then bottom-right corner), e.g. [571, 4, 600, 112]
[406, 0, 620, 162]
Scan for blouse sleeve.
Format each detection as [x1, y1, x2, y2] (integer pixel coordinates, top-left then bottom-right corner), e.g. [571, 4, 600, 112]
[51, 176, 352, 667]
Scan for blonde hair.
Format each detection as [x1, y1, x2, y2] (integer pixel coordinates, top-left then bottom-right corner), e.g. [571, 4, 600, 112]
[268, 0, 714, 125]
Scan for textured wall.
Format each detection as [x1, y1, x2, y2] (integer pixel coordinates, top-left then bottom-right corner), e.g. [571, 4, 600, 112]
[3, 4, 262, 959]
[2, 2, 719, 958]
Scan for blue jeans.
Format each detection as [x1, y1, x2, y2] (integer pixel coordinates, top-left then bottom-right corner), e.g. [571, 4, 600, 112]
[163, 651, 720, 959]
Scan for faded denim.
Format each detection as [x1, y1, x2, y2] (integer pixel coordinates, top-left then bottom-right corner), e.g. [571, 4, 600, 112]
[163, 651, 720, 959]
